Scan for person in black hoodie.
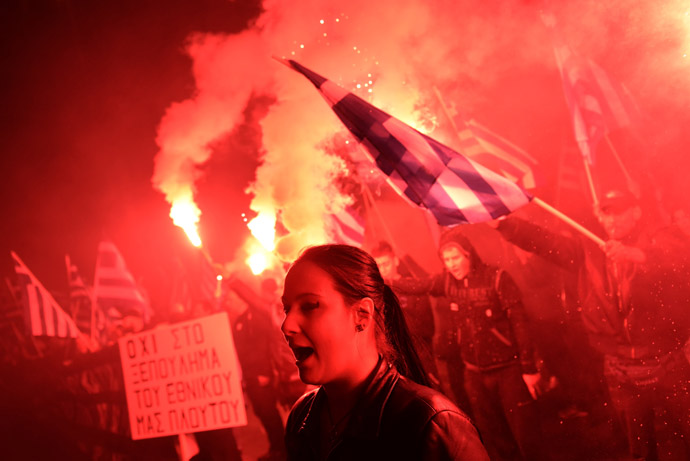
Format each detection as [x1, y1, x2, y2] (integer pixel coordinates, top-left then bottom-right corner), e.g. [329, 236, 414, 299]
[393, 229, 545, 461]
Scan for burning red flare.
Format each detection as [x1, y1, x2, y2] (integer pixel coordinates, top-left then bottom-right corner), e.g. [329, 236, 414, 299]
[245, 211, 277, 274]
[170, 199, 202, 247]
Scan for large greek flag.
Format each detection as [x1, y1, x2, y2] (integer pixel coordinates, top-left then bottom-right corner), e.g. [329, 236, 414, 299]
[283, 59, 532, 226]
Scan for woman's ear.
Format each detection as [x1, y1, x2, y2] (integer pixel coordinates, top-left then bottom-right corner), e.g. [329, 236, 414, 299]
[353, 297, 374, 328]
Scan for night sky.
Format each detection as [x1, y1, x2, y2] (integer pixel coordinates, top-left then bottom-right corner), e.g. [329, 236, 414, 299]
[1, 0, 263, 305]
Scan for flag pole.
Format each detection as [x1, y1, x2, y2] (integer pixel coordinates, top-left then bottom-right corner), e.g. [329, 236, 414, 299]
[360, 180, 437, 277]
[433, 86, 464, 147]
[580, 156, 600, 208]
[361, 182, 400, 252]
[359, 180, 419, 273]
[532, 197, 605, 247]
[431, 87, 601, 246]
[422, 85, 600, 247]
[604, 135, 640, 198]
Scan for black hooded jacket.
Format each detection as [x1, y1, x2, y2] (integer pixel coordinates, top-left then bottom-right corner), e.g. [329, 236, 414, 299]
[393, 231, 538, 373]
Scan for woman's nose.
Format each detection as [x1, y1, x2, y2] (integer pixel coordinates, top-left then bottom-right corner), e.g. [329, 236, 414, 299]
[281, 309, 297, 337]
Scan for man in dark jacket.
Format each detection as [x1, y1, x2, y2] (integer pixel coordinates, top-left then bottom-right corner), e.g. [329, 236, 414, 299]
[496, 189, 690, 460]
[224, 279, 296, 461]
[393, 230, 544, 461]
[370, 241, 439, 385]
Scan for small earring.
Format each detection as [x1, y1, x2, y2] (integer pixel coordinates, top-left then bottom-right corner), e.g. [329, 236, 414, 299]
[355, 324, 364, 332]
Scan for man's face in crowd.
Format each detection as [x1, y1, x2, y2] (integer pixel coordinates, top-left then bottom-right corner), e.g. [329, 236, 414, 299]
[441, 245, 471, 281]
[374, 253, 399, 280]
[598, 205, 641, 240]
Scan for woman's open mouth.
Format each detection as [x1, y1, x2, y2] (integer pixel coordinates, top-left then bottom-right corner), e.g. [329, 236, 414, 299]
[292, 346, 314, 363]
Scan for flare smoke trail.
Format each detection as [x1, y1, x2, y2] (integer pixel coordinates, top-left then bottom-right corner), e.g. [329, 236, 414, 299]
[152, 0, 690, 262]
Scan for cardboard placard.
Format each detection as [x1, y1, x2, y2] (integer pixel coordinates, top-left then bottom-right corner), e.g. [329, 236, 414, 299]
[119, 312, 247, 439]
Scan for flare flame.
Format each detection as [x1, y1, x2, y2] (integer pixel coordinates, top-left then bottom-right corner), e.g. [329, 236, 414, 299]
[247, 251, 270, 275]
[247, 212, 277, 251]
[170, 198, 202, 247]
[245, 211, 277, 275]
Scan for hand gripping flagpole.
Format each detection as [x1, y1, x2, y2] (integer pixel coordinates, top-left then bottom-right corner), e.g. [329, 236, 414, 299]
[580, 156, 600, 208]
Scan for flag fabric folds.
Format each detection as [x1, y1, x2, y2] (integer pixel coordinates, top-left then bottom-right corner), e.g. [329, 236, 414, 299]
[283, 59, 532, 226]
[455, 119, 542, 190]
[93, 241, 151, 324]
[549, 25, 637, 165]
[11, 251, 80, 338]
[327, 205, 366, 247]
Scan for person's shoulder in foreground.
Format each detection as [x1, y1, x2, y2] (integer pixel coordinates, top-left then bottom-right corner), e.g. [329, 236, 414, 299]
[286, 360, 489, 461]
[388, 371, 489, 460]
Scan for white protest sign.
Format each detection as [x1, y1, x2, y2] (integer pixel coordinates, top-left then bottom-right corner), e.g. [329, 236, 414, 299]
[118, 312, 247, 440]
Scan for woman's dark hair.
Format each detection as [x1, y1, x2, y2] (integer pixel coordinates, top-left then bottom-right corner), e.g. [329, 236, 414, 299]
[292, 244, 430, 387]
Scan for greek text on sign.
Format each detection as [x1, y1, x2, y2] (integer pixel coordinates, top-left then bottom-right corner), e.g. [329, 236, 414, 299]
[119, 312, 247, 439]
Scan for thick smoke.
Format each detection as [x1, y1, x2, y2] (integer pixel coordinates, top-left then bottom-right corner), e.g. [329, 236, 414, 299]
[152, 0, 690, 262]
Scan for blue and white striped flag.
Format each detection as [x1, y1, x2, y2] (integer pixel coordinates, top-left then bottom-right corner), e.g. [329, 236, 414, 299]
[456, 119, 542, 191]
[11, 251, 80, 338]
[93, 241, 151, 324]
[328, 205, 365, 247]
[282, 59, 532, 226]
[544, 13, 639, 165]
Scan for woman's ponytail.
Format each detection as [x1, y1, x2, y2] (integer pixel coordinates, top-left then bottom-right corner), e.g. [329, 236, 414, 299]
[382, 284, 430, 387]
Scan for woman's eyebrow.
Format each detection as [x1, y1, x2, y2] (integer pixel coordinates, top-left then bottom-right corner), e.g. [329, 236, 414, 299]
[281, 292, 319, 305]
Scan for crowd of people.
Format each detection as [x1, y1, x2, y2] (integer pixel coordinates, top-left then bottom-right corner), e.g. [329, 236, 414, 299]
[278, 188, 690, 461]
[2, 187, 689, 460]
